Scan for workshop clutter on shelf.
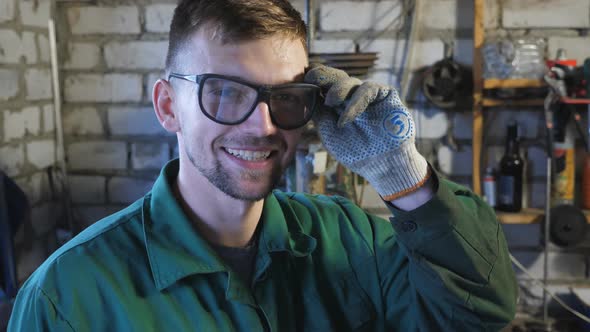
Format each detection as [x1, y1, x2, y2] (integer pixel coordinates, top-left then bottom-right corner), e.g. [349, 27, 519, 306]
[483, 38, 547, 79]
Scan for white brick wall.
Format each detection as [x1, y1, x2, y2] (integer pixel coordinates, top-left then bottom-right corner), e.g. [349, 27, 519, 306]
[0, 0, 15, 23]
[37, 34, 50, 63]
[145, 4, 175, 33]
[63, 107, 104, 135]
[42, 104, 54, 133]
[131, 143, 169, 170]
[27, 139, 55, 169]
[422, 0, 469, 30]
[412, 107, 449, 139]
[68, 6, 140, 35]
[19, 0, 51, 28]
[25, 68, 52, 100]
[63, 43, 101, 69]
[503, 0, 590, 28]
[452, 113, 472, 140]
[310, 39, 355, 54]
[21, 31, 37, 64]
[3, 106, 41, 141]
[108, 106, 165, 136]
[68, 175, 106, 204]
[487, 110, 542, 140]
[511, 250, 586, 279]
[30, 202, 57, 236]
[360, 39, 444, 70]
[437, 144, 473, 176]
[108, 177, 154, 204]
[67, 141, 127, 170]
[104, 41, 167, 69]
[502, 224, 541, 248]
[320, 1, 403, 32]
[548, 36, 590, 64]
[0, 69, 19, 100]
[64, 74, 142, 102]
[0, 29, 29, 63]
[0, 143, 24, 176]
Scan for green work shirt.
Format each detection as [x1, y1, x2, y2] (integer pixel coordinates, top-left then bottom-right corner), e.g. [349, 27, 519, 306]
[9, 160, 517, 331]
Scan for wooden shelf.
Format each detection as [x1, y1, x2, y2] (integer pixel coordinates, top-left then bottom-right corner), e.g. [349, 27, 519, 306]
[497, 208, 590, 224]
[483, 78, 546, 89]
[481, 98, 545, 107]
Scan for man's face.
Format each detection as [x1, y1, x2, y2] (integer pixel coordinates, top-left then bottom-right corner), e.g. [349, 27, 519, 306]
[171, 29, 308, 201]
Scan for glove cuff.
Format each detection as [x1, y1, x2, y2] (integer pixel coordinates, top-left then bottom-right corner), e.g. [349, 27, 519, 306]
[353, 143, 430, 200]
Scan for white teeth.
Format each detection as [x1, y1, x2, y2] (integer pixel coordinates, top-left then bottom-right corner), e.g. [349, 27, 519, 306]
[225, 148, 272, 161]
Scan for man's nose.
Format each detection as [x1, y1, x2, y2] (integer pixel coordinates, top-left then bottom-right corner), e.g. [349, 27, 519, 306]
[241, 101, 278, 135]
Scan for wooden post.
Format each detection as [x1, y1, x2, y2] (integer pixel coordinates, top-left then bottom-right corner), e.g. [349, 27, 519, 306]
[472, 0, 484, 195]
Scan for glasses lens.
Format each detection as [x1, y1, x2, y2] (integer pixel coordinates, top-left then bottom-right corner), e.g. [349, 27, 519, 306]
[270, 86, 318, 129]
[200, 77, 257, 123]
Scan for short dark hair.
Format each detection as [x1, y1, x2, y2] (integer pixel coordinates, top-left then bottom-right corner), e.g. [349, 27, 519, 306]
[165, 0, 308, 73]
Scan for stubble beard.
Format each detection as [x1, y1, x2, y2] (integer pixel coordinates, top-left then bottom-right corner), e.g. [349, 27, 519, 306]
[186, 145, 284, 202]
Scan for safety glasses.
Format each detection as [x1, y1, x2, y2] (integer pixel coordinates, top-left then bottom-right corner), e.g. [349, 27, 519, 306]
[168, 73, 321, 130]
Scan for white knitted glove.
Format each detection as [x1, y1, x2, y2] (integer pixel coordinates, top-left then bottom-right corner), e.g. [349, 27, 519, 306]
[304, 64, 430, 200]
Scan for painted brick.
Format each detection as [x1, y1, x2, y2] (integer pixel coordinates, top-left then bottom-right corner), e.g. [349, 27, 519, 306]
[3, 106, 41, 141]
[68, 175, 106, 204]
[68, 6, 140, 35]
[413, 107, 448, 139]
[21, 31, 37, 64]
[360, 39, 444, 70]
[454, 39, 474, 66]
[453, 112, 472, 140]
[172, 144, 179, 159]
[485, 145, 504, 169]
[37, 33, 50, 63]
[526, 145, 548, 177]
[63, 107, 104, 135]
[0, 0, 15, 23]
[437, 144, 472, 176]
[42, 104, 54, 133]
[320, 1, 403, 32]
[359, 39, 405, 70]
[27, 172, 45, 205]
[108, 106, 165, 136]
[31, 202, 57, 236]
[502, 224, 541, 247]
[0, 69, 19, 100]
[0, 29, 25, 63]
[503, 0, 590, 28]
[131, 143, 169, 170]
[27, 139, 55, 169]
[25, 68, 52, 100]
[366, 70, 400, 89]
[511, 250, 586, 280]
[64, 74, 142, 102]
[67, 141, 127, 170]
[289, 0, 306, 19]
[529, 181, 547, 209]
[17, 239, 49, 283]
[487, 110, 541, 141]
[75, 206, 122, 228]
[147, 72, 164, 98]
[63, 43, 100, 69]
[145, 4, 175, 33]
[0, 143, 24, 177]
[548, 37, 590, 65]
[104, 41, 167, 69]
[422, 0, 470, 30]
[19, 0, 51, 28]
[310, 39, 355, 54]
[108, 177, 154, 204]
[0, 30, 37, 63]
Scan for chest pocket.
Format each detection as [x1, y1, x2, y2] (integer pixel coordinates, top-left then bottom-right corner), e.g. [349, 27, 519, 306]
[300, 268, 376, 332]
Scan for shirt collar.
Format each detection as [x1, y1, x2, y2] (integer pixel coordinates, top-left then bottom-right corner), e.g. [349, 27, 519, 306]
[142, 159, 316, 291]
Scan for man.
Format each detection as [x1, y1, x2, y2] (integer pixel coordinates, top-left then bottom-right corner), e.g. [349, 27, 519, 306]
[9, 0, 517, 330]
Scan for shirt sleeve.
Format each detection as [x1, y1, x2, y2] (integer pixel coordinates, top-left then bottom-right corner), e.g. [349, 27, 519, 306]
[8, 283, 75, 332]
[373, 173, 517, 331]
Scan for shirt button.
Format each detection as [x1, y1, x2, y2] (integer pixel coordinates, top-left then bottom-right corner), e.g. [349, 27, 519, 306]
[401, 220, 417, 232]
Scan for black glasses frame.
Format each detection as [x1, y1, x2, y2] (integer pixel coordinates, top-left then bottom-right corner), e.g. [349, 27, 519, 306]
[168, 73, 321, 130]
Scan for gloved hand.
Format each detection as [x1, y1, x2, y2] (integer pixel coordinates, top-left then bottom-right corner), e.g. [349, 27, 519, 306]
[304, 64, 430, 201]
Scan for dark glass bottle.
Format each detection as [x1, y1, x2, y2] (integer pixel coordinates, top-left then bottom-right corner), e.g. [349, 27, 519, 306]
[496, 122, 524, 212]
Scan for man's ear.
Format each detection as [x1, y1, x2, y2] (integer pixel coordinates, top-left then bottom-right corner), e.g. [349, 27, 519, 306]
[153, 79, 181, 133]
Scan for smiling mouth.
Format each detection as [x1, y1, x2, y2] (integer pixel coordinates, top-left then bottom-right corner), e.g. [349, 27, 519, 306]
[224, 148, 273, 161]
